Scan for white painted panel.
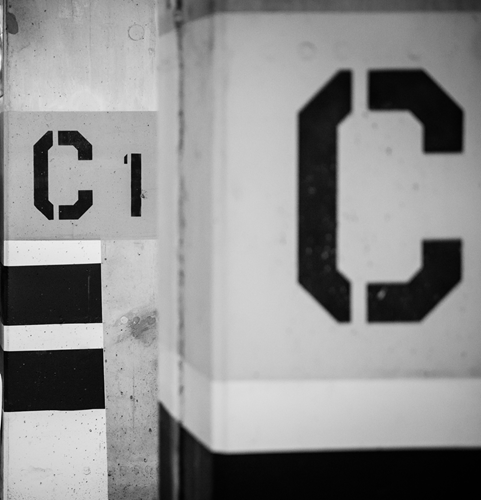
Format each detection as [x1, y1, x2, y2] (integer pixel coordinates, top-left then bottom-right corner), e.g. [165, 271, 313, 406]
[4, 112, 156, 241]
[182, 361, 481, 452]
[3, 240, 101, 266]
[3, 410, 108, 500]
[2, 324, 104, 351]
[210, 12, 481, 380]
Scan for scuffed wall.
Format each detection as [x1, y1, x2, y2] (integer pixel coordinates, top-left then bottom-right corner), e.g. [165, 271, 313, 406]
[102, 240, 159, 499]
[3, 1, 158, 499]
[6, 0, 156, 112]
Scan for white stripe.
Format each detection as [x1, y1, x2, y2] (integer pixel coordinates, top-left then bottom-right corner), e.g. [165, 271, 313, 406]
[1, 324, 104, 351]
[180, 363, 481, 452]
[3, 410, 108, 500]
[3, 240, 101, 266]
[158, 345, 181, 421]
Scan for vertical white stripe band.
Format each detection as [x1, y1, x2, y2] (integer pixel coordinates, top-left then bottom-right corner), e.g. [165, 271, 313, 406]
[3, 240, 102, 266]
[179, 361, 481, 452]
[211, 378, 481, 452]
[1, 324, 104, 351]
[3, 410, 108, 500]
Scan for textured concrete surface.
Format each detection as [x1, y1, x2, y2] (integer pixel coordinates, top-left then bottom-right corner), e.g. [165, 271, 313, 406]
[102, 240, 158, 499]
[5, 0, 156, 112]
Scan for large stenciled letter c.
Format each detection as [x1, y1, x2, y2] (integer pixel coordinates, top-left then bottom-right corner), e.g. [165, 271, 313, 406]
[298, 69, 463, 323]
[34, 130, 93, 220]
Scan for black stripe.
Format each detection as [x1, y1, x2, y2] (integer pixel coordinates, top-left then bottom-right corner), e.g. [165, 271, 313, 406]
[1, 263, 102, 325]
[131, 153, 142, 217]
[160, 402, 180, 500]
[159, 402, 481, 500]
[3, 349, 105, 411]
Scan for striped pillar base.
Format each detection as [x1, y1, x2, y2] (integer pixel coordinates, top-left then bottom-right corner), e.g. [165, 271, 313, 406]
[1, 241, 108, 499]
[160, 402, 481, 499]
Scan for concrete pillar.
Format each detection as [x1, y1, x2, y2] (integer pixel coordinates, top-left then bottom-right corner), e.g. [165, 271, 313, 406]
[1, 1, 158, 498]
[158, 1, 481, 498]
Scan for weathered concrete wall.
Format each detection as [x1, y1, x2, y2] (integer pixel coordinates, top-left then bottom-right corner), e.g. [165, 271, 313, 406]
[2, 1, 158, 499]
[6, 0, 156, 112]
[102, 240, 159, 499]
